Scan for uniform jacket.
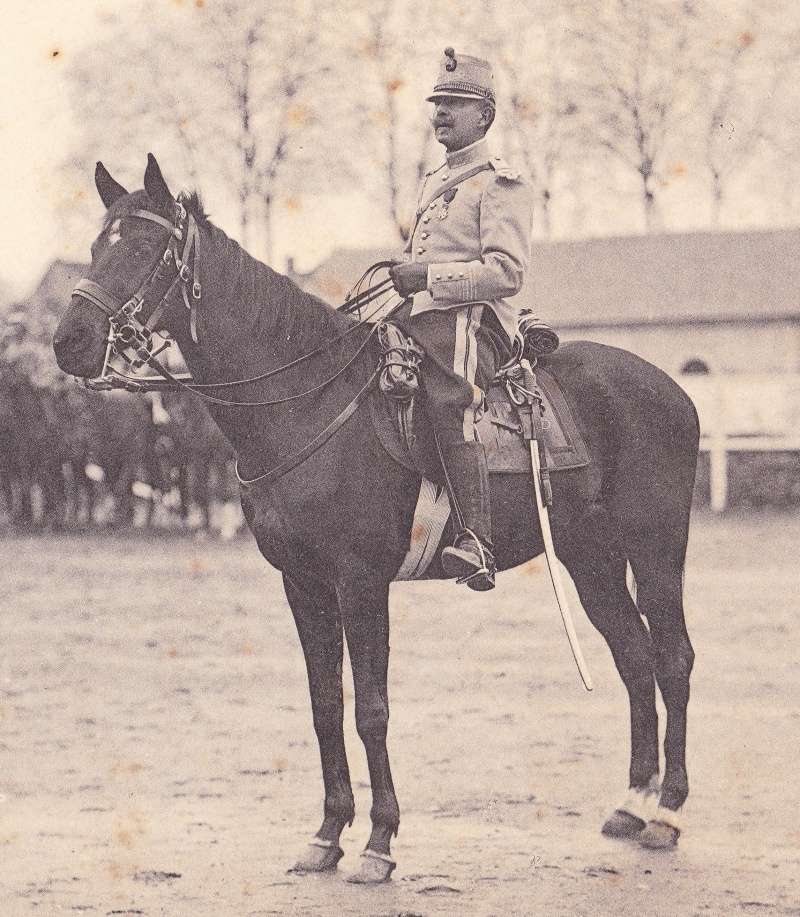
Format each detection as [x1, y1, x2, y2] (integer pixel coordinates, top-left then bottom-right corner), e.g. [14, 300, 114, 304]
[403, 137, 533, 340]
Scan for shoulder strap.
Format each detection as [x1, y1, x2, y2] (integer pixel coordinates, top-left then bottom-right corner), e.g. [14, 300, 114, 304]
[416, 162, 493, 216]
[410, 162, 493, 238]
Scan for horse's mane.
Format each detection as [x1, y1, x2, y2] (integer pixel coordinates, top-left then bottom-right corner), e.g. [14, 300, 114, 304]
[103, 190, 351, 350]
[102, 189, 211, 233]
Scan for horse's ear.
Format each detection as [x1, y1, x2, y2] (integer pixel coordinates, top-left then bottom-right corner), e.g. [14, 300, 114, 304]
[95, 161, 128, 209]
[144, 152, 174, 209]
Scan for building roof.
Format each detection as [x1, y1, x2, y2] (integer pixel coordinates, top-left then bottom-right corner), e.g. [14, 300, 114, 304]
[27, 260, 87, 310]
[294, 247, 397, 305]
[529, 228, 800, 328]
[295, 229, 800, 327]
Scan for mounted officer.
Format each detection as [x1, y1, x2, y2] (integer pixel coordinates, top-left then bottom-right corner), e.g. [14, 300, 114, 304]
[389, 48, 534, 592]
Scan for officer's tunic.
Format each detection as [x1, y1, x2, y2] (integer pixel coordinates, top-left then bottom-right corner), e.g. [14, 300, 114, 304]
[400, 137, 533, 443]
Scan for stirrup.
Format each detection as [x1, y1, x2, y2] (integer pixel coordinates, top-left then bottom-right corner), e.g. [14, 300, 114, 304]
[442, 530, 496, 592]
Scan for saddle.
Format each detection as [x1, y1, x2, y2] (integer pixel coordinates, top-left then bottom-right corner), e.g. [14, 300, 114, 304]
[371, 320, 590, 485]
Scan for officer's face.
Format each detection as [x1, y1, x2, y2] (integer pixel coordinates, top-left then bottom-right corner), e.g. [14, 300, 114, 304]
[431, 97, 489, 152]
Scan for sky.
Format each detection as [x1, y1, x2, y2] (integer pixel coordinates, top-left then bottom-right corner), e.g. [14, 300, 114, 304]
[0, 2, 399, 303]
[0, 5, 96, 298]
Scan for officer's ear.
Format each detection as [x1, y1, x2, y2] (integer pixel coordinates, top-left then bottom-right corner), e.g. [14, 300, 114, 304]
[481, 104, 496, 134]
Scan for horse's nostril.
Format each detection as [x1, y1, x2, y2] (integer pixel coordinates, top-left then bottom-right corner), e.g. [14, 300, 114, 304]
[53, 329, 76, 354]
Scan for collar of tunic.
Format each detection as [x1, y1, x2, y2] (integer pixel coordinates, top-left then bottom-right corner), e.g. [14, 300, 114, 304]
[445, 137, 490, 170]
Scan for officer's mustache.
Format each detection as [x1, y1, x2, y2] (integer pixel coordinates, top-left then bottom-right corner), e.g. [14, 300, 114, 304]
[433, 120, 454, 128]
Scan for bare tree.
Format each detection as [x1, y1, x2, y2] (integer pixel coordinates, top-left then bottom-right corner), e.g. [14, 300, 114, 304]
[694, 0, 800, 224]
[344, 0, 439, 243]
[60, 0, 334, 264]
[198, 0, 335, 259]
[570, 0, 703, 231]
[473, 0, 584, 237]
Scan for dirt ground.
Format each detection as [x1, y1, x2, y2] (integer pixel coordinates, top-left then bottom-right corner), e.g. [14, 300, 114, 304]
[1, 511, 798, 917]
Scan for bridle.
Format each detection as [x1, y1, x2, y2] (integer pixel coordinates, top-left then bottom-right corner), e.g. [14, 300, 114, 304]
[73, 193, 203, 387]
[71, 197, 404, 484]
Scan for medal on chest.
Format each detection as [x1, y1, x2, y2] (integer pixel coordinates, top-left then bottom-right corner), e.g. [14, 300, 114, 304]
[439, 187, 458, 221]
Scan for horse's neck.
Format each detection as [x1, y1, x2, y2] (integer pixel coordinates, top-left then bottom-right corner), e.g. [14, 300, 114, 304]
[186, 225, 351, 385]
[177, 223, 361, 465]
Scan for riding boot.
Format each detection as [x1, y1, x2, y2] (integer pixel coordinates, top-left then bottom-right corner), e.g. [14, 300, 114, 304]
[439, 441, 496, 591]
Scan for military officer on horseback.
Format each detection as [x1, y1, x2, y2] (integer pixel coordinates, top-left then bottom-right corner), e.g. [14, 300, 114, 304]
[390, 48, 534, 592]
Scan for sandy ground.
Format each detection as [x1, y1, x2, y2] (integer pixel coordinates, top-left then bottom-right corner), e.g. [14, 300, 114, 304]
[1, 511, 798, 917]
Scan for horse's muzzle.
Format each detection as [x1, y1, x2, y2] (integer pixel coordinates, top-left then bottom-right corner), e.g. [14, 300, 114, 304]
[52, 295, 109, 378]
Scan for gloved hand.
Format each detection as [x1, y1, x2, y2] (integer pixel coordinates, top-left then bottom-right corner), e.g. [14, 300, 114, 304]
[389, 262, 428, 298]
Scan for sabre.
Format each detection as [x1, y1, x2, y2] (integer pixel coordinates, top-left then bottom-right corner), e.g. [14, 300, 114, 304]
[510, 360, 593, 692]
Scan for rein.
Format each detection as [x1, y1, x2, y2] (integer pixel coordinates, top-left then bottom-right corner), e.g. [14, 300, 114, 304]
[72, 199, 404, 483]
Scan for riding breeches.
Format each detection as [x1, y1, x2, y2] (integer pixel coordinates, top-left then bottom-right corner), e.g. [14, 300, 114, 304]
[397, 303, 511, 446]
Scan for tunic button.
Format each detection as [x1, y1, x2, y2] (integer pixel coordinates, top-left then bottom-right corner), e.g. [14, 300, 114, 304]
[459, 272, 465, 277]
[435, 274, 441, 280]
[421, 232, 429, 239]
[417, 247, 425, 254]
[423, 216, 430, 223]
[441, 174, 449, 181]
[447, 273, 453, 278]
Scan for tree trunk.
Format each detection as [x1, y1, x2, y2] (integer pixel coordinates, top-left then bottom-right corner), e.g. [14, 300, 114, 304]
[709, 171, 723, 226]
[262, 194, 273, 267]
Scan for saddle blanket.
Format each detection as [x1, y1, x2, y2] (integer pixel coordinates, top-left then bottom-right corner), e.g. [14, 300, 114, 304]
[395, 479, 451, 581]
[477, 368, 590, 473]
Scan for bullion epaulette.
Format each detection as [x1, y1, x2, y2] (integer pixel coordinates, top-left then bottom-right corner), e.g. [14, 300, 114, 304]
[489, 156, 522, 182]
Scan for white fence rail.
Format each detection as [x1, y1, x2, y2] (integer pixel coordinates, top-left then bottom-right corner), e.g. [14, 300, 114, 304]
[679, 374, 800, 511]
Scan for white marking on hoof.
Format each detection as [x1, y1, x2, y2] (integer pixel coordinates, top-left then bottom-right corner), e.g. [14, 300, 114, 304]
[346, 848, 396, 884]
[652, 804, 682, 831]
[616, 775, 660, 822]
[288, 837, 344, 874]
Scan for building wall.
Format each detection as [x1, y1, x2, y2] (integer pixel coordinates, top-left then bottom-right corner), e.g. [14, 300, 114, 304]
[557, 320, 800, 377]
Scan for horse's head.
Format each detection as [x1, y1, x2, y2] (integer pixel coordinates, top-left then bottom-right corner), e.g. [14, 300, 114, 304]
[53, 154, 198, 380]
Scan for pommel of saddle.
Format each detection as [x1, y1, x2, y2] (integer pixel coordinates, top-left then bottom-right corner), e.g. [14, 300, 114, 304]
[377, 321, 425, 402]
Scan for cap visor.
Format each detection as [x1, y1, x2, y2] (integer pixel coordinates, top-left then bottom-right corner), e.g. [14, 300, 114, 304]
[426, 90, 487, 101]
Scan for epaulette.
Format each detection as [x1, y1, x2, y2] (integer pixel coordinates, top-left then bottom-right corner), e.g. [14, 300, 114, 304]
[489, 155, 522, 182]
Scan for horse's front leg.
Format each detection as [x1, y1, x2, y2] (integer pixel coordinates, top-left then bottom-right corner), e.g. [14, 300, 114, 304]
[283, 572, 355, 873]
[335, 562, 399, 884]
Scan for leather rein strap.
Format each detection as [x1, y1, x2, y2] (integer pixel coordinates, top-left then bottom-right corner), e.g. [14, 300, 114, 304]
[73, 200, 201, 348]
[235, 367, 381, 487]
[74, 210, 398, 485]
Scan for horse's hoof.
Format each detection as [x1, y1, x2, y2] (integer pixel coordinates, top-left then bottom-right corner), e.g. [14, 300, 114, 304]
[639, 820, 680, 849]
[288, 838, 344, 874]
[346, 848, 396, 884]
[601, 809, 646, 839]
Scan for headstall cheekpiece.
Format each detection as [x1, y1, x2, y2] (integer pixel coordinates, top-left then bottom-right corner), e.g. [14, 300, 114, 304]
[72, 191, 202, 391]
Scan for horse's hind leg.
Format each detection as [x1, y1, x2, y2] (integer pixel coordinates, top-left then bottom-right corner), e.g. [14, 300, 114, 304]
[628, 547, 694, 849]
[335, 563, 399, 884]
[559, 522, 660, 839]
[283, 573, 354, 873]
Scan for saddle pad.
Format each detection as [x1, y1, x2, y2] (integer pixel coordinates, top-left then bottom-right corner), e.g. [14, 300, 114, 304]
[477, 369, 590, 474]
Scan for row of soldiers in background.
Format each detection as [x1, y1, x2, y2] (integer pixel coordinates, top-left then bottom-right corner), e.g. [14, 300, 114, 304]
[0, 313, 240, 536]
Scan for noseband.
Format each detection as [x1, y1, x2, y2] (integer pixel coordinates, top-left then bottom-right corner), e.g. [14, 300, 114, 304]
[72, 194, 202, 385]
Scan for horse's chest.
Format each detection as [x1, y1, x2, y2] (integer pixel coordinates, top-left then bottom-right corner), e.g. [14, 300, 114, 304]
[240, 486, 332, 571]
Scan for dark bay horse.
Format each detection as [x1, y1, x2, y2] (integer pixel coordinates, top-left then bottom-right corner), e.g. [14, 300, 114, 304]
[53, 155, 699, 883]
